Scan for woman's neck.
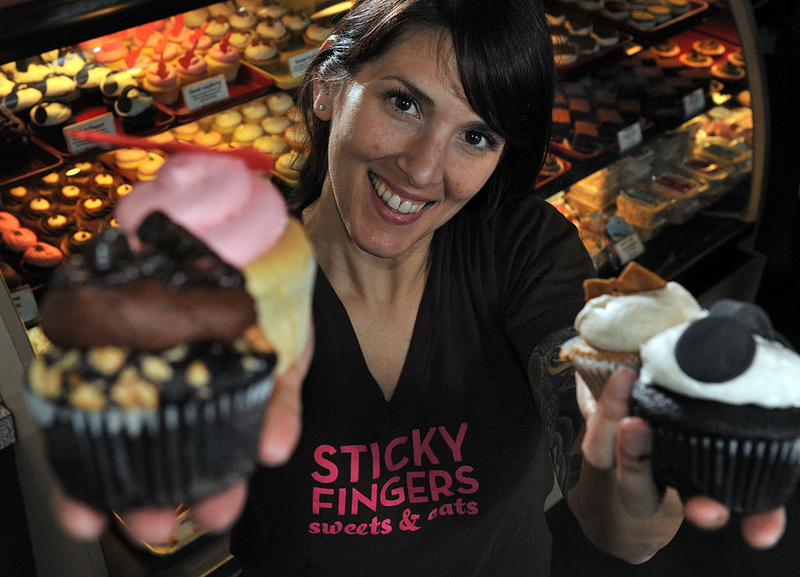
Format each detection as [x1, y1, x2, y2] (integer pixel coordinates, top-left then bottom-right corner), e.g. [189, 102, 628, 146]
[302, 192, 432, 304]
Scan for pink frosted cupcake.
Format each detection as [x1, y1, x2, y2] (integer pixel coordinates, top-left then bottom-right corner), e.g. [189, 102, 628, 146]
[122, 47, 153, 80]
[166, 15, 192, 46]
[2, 227, 38, 264]
[143, 58, 180, 105]
[0, 211, 20, 234]
[93, 39, 129, 70]
[206, 33, 241, 83]
[176, 48, 209, 87]
[20, 242, 64, 281]
[183, 25, 214, 56]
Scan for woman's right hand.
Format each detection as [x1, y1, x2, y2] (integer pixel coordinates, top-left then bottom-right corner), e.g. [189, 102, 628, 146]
[55, 326, 314, 543]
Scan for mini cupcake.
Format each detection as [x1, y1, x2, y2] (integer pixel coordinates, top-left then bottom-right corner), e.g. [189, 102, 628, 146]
[175, 48, 209, 87]
[91, 172, 118, 198]
[60, 229, 94, 256]
[230, 9, 258, 32]
[54, 184, 83, 206]
[93, 39, 130, 70]
[281, 10, 311, 47]
[241, 99, 269, 124]
[2, 227, 39, 264]
[206, 15, 232, 42]
[256, 17, 290, 51]
[38, 171, 63, 194]
[28, 101, 75, 148]
[20, 242, 64, 281]
[173, 121, 201, 142]
[99, 70, 138, 110]
[63, 162, 95, 187]
[193, 129, 223, 149]
[253, 133, 289, 157]
[121, 48, 153, 81]
[559, 262, 704, 398]
[136, 152, 166, 181]
[243, 39, 280, 72]
[232, 123, 264, 147]
[257, 2, 288, 21]
[229, 29, 257, 52]
[265, 90, 294, 116]
[1, 84, 44, 119]
[143, 59, 181, 106]
[212, 109, 243, 139]
[112, 183, 133, 202]
[37, 73, 81, 106]
[38, 213, 76, 244]
[206, 33, 242, 83]
[274, 149, 306, 182]
[304, 22, 333, 48]
[632, 300, 800, 512]
[76, 195, 114, 223]
[74, 63, 111, 105]
[2, 185, 32, 208]
[0, 211, 20, 234]
[260, 115, 292, 136]
[20, 196, 57, 226]
[283, 122, 308, 151]
[115, 86, 158, 134]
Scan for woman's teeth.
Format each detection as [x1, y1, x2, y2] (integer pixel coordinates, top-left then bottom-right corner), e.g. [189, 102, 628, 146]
[370, 174, 426, 214]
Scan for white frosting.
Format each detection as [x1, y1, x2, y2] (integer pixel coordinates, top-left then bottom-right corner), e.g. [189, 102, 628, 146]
[575, 282, 704, 352]
[640, 322, 800, 408]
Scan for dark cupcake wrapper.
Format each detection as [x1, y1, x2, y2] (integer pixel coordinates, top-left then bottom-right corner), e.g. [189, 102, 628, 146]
[25, 375, 274, 510]
[632, 383, 800, 513]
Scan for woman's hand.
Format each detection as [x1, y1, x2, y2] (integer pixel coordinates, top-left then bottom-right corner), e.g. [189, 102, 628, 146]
[55, 326, 314, 543]
[577, 366, 786, 549]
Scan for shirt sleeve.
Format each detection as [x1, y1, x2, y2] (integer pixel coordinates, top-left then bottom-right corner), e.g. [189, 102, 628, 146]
[492, 196, 595, 366]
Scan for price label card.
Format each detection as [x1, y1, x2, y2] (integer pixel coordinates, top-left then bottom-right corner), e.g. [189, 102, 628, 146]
[288, 48, 319, 79]
[683, 88, 705, 118]
[613, 234, 645, 264]
[617, 122, 643, 153]
[182, 75, 230, 112]
[64, 113, 116, 154]
[11, 285, 39, 326]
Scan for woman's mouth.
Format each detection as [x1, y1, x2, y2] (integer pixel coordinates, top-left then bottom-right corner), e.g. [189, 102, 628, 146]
[369, 173, 428, 214]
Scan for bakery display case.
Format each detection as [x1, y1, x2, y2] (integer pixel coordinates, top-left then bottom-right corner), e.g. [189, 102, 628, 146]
[0, 0, 773, 575]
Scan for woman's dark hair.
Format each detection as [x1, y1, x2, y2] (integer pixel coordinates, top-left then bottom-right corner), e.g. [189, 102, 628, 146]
[290, 0, 555, 221]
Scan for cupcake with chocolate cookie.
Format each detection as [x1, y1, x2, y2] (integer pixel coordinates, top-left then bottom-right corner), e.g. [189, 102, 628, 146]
[632, 300, 800, 512]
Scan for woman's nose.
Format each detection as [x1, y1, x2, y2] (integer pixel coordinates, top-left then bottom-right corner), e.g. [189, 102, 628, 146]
[396, 130, 447, 189]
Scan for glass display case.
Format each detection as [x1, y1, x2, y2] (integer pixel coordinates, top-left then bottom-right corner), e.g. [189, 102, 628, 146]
[0, 0, 773, 575]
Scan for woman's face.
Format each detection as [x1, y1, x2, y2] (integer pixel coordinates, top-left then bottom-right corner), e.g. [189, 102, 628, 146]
[316, 27, 505, 260]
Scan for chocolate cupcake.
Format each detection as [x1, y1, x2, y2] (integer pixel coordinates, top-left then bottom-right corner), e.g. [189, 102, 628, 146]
[19, 195, 57, 226]
[2, 184, 33, 207]
[60, 229, 94, 256]
[54, 184, 84, 206]
[63, 162, 96, 187]
[115, 86, 158, 134]
[91, 171, 118, 198]
[632, 301, 800, 512]
[38, 212, 76, 244]
[19, 242, 64, 282]
[27, 220, 277, 509]
[76, 195, 114, 223]
[28, 101, 75, 149]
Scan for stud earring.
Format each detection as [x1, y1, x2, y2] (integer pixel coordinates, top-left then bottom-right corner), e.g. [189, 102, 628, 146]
[318, 104, 325, 110]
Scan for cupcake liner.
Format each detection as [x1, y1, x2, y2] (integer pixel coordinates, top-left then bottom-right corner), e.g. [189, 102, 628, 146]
[560, 336, 640, 399]
[648, 423, 800, 513]
[26, 375, 273, 510]
[632, 383, 800, 513]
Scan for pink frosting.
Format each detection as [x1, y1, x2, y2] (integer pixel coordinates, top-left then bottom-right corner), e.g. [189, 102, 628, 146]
[177, 53, 208, 75]
[0, 211, 20, 233]
[95, 43, 130, 64]
[116, 152, 288, 267]
[208, 41, 240, 63]
[2, 228, 38, 253]
[183, 34, 213, 52]
[145, 62, 178, 86]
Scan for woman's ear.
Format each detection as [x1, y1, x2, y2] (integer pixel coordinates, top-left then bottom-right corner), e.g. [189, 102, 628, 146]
[313, 80, 333, 121]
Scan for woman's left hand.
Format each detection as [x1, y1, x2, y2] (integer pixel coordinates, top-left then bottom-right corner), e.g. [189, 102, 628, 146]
[577, 366, 786, 549]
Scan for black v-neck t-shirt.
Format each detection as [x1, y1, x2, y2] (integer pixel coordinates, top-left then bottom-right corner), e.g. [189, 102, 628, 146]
[231, 195, 593, 576]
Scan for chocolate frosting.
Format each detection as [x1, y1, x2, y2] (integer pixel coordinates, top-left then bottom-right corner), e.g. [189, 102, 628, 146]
[41, 212, 257, 350]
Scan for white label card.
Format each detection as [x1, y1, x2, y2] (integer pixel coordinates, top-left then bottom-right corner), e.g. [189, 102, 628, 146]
[288, 48, 319, 79]
[617, 122, 643, 153]
[11, 285, 39, 326]
[64, 113, 116, 154]
[613, 234, 645, 264]
[182, 75, 230, 112]
[683, 88, 705, 118]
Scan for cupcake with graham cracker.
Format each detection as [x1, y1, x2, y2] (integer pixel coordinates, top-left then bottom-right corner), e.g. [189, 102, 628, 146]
[560, 262, 703, 398]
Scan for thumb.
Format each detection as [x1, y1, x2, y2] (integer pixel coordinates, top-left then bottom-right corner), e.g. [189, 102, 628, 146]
[615, 416, 663, 518]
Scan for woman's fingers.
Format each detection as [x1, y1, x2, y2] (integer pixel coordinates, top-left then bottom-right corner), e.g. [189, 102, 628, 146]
[580, 365, 638, 469]
[119, 507, 181, 545]
[54, 487, 108, 539]
[258, 324, 313, 465]
[614, 416, 661, 518]
[189, 479, 248, 533]
[685, 496, 786, 549]
[740, 507, 786, 549]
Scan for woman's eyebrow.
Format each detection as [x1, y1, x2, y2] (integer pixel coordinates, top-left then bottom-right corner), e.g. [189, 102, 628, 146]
[384, 75, 435, 108]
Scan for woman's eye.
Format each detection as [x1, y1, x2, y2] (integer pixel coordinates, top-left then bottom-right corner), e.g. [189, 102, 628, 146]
[464, 131, 493, 149]
[390, 94, 417, 115]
